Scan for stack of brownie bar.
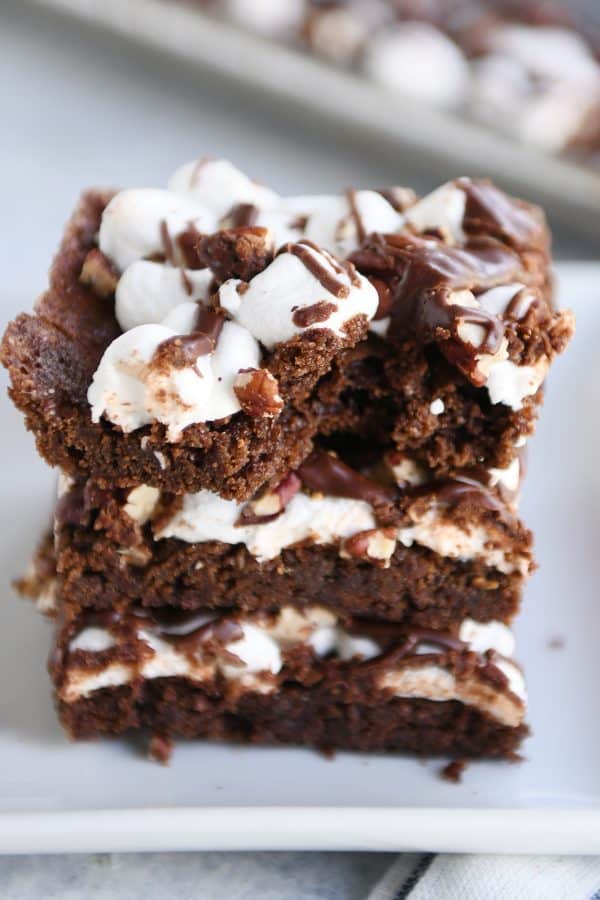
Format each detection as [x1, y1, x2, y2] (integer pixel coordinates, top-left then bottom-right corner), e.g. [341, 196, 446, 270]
[3, 158, 573, 762]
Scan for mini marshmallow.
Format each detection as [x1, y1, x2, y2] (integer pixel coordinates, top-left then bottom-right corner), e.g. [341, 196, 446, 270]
[222, 0, 305, 38]
[404, 182, 467, 244]
[115, 261, 213, 331]
[271, 190, 404, 257]
[486, 357, 548, 411]
[363, 23, 470, 109]
[88, 320, 261, 440]
[218, 243, 377, 349]
[156, 489, 376, 563]
[168, 158, 279, 220]
[224, 623, 282, 675]
[99, 189, 215, 271]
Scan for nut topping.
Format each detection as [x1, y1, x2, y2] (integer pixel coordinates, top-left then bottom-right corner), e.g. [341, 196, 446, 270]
[198, 226, 274, 283]
[341, 528, 397, 567]
[234, 368, 283, 418]
[80, 249, 119, 298]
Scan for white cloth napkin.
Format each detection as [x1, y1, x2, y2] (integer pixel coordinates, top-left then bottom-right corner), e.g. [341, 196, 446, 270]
[367, 854, 600, 900]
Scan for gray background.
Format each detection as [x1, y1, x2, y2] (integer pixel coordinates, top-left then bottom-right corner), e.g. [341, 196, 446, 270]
[0, 0, 596, 895]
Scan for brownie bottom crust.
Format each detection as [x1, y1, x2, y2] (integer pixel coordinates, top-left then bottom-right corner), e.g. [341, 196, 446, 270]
[58, 677, 527, 760]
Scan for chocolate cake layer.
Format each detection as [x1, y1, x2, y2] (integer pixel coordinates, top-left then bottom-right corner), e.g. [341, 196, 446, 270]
[1, 161, 573, 499]
[38, 447, 533, 627]
[59, 681, 527, 759]
[52, 603, 527, 757]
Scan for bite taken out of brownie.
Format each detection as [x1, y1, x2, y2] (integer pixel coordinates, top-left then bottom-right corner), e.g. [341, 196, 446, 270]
[324, 177, 574, 474]
[2, 160, 573, 500]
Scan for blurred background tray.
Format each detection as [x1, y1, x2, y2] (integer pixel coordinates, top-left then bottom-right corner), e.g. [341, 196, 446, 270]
[34, 0, 600, 238]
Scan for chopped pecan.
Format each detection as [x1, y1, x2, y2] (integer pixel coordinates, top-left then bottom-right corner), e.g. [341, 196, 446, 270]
[234, 368, 283, 418]
[79, 248, 119, 297]
[237, 472, 301, 525]
[341, 528, 397, 567]
[197, 226, 274, 282]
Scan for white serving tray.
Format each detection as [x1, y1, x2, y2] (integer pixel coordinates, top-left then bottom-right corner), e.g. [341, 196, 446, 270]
[0, 264, 599, 855]
[33, 0, 600, 238]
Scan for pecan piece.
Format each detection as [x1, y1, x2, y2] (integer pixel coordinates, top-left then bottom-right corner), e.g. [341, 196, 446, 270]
[234, 368, 283, 418]
[79, 248, 119, 297]
[197, 226, 274, 282]
[237, 472, 302, 525]
[341, 528, 397, 568]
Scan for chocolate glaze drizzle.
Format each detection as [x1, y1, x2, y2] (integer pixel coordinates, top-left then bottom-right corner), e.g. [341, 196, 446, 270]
[351, 232, 526, 381]
[417, 474, 507, 515]
[460, 179, 547, 253]
[292, 301, 337, 328]
[297, 450, 397, 505]
[159, 220, 175, 264]
[345, 189, 367, 245]
[376, 186, 417, 213]
[152, 308, 225, 370]
[505, 288, 540, 322]
[280, 239, 361, 296]
[227, 203, 259, 227]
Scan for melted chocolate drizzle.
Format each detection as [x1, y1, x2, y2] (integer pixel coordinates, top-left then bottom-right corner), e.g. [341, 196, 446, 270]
[351, 232, 525, 379]
[153, 308, 225, 369]
[461, 179, 547, 253]
[376, 186, 417, 213]
[346, 188, 367, 244]
[377, 627, 468, 666]
[180, 269, 193, 296]
[411, 474, 507, 516]
[236, 472, 302, 526]
[297, 450, 397, 506]
[280, 239, 360, 296]
[292, 301, 337, 328]
[505, 288, 539, 322]
[159, 219, 175, 264]
[227, 203, 259, 227]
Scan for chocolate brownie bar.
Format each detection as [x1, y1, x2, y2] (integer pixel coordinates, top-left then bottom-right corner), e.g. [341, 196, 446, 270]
[1, 161, 378, 500]
[6, 158, 571, 766]
[51, 601, 527, 757]
[33, 446, 532, 629]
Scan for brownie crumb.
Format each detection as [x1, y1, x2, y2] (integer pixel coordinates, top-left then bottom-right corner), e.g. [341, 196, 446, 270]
[148, 733, 173, 765]
[440, 759, 466, 783]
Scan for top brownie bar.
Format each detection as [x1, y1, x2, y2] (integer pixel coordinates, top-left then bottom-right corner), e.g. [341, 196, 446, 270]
[1, 158, 573, 498]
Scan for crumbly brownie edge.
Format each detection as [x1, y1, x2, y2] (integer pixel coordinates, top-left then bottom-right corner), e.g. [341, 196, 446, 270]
[313, 334, 555, 474]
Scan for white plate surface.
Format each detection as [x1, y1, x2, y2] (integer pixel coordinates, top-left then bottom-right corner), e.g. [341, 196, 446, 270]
[0, 264, 599, 855]
[33, 0, 600, 237]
